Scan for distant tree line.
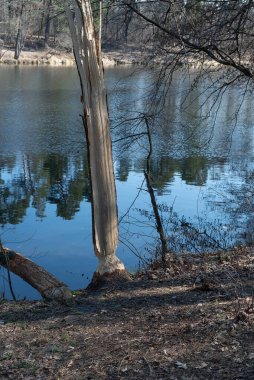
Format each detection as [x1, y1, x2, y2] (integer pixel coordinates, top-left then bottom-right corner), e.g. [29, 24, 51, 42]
[0, 0, 69, 57]
[0, 0, 253, 83]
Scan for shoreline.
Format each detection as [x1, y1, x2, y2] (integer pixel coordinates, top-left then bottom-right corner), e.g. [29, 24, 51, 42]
[0, 48, 220, 68]
[0, 49, 144, 67]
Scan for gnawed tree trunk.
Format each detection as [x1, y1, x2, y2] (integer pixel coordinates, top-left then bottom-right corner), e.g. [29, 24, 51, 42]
[65, 1, 129, 281]
[0, 246, 72, 301]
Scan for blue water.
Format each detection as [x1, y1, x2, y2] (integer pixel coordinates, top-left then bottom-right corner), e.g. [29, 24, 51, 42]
[0, 65, 254, 299]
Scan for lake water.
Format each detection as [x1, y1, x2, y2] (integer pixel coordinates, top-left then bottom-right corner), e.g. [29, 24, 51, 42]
[0, 65, 254, 299]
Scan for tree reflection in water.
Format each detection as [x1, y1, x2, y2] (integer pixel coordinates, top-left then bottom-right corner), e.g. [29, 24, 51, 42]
[1, 67, 254, 298]
[0, 153, 90, 225]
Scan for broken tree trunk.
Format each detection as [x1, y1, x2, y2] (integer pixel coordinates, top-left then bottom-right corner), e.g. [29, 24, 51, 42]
[65, 1, 129, 281]
[0, 246, 72, 301]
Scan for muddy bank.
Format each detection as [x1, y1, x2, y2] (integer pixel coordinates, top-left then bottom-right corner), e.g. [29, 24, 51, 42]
[0, 248, 253, 379]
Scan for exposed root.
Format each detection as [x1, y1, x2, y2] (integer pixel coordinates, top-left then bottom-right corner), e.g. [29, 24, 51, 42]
[87, 269, 132, 291]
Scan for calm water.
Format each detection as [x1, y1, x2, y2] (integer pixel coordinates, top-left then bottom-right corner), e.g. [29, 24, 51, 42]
[0, 65, 254, 299]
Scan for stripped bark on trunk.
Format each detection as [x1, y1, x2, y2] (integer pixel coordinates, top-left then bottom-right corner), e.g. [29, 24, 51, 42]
[65, 0, 127, 278]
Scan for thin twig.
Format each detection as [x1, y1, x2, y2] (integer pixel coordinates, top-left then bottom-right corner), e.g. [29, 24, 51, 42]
[0, 242, 16, 301]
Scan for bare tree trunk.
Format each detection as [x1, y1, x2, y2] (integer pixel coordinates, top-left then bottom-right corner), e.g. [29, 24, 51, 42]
[0, 246, 72, 301]
[97, 0, 102, 57]
[14, 28, 22, 59]
[65, 1, 128, 281]
[144, 118, 168, 267]
[6, 1, 13, 44]
[44, 0, 52, 49]
[144, 171, 168, 267]
[123, 0, 136, 44]
[14, 2, 25, 60]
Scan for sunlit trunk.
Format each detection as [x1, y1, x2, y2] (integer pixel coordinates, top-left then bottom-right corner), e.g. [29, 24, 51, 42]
[65, 0, 127, 278]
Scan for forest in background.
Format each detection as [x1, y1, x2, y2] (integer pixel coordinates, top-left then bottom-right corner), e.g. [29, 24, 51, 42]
[0, 0, 252, 75]
[0, 0, 147, 54]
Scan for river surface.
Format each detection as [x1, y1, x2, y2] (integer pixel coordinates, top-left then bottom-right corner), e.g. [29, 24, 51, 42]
[0, 65, 254, 299]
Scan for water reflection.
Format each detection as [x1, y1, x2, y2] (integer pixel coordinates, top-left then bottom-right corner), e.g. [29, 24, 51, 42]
[0, 151, 224, 227]
[0, 153, 90, 224]
[0, 66, 254, 299]
[133, 155, 209, 192]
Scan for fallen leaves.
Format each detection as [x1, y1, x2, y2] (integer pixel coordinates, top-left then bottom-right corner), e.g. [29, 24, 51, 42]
[0, 248, 253, 379]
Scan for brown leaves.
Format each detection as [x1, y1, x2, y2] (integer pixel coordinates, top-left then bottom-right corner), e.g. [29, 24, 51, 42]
[0, 249, 253, 379]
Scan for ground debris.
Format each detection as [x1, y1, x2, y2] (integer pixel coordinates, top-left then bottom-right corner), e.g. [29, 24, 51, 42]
[0, 247, 253, 379]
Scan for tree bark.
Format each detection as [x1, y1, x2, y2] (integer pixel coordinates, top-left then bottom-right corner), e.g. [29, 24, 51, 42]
[14, 28, 22, 59]
[44, 0, 52, 49]
[14, 2, 25, 60]
[65, 1, 128, 279]
[144, 118, 168, 267]
[0, 246, 72, 301]
[144, 171, 168, 267]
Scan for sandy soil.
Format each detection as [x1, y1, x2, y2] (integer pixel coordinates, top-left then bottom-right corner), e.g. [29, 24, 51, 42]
[0, 248, 253, 379]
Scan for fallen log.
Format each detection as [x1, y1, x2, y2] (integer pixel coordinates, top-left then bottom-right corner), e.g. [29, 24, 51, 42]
[0, 246, 72, 302]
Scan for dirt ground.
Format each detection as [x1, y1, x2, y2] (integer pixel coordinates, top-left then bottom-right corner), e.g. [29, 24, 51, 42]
[0, 248, 253, 380]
